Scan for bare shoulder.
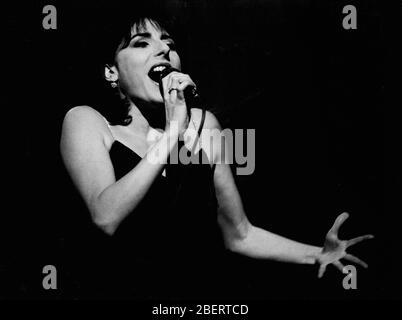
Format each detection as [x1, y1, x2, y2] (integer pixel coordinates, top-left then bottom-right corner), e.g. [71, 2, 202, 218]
[190, 108, 221, 130]
[63, 105, 106, 126]
[61, 106, 113, 146]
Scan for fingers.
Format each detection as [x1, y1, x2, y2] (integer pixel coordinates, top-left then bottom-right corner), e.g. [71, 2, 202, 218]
[344, 254, 368, 268]
[332, 261, 345, 273]
[177, 79, 196, 92]
[163, 75, 181, 102]
[167, 72, 195, 93]
[329, 212, 349, 237]
[346, 234, 374, 247]
[161, 72, 181, 100]
[161, 75, 170, 100]
[318, 264, 327, 278]
[169, 77, 181, 101]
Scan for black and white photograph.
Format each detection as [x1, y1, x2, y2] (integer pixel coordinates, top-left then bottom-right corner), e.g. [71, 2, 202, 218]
[3, 0, 401, 311]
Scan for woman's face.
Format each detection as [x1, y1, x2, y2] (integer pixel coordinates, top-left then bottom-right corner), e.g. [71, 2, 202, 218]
[114, 19, 181, 104]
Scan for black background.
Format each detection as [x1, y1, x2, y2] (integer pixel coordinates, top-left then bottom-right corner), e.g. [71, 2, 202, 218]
[3, 0, 401, 301]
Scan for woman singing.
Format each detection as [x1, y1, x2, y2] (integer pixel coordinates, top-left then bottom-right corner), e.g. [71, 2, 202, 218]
[60, 14, 373, 299]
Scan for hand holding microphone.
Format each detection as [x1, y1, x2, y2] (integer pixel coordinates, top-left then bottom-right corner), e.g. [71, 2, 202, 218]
[158, 67, 201, 133]
[158, 67, 201, 106]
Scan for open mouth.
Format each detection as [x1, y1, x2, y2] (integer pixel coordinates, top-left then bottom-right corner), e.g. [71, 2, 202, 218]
[148, 63, 171, 84]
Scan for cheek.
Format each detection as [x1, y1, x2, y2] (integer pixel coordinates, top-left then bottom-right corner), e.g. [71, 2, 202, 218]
[117, 53, 143, 85]
[119, 70, 138, 93]
[175, 57, 182, 70]
[170, 52, 181, 69]
[118, 63, 144, 94]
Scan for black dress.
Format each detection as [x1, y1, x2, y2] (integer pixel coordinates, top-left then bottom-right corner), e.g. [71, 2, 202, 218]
[105, 109, 228, 299]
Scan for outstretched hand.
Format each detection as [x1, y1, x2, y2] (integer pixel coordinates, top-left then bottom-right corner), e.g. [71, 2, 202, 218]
[316, 212, 374, 278]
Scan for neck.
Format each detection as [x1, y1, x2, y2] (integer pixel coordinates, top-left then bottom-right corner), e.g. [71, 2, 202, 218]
[127, 99, 166, 136]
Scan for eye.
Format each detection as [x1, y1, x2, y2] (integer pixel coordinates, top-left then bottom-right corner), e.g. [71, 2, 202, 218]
[133, 41, 149, 48]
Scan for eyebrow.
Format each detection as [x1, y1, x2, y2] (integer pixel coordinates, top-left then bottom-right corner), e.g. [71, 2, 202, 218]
[130, 32, 173, 41]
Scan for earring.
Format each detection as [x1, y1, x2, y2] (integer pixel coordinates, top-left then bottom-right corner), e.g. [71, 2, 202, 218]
[111, 81, 118, 88]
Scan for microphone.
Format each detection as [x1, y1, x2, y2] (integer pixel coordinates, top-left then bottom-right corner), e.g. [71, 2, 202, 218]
[158, 67, 202, 109]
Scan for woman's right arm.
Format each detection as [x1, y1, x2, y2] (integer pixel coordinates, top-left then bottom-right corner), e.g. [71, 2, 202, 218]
[60, 106, 180, 235]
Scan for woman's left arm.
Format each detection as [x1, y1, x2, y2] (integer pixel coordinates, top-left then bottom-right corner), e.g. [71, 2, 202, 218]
[201, 110, 373, 278]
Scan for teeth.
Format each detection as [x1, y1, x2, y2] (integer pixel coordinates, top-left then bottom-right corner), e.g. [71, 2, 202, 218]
[152, 65, 167, 72]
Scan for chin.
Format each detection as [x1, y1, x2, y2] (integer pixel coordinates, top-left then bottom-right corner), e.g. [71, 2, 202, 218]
[143, 97, 164, 109]
[149, 95, 164, 105]
[151, 92, 164, 105]
[137, 90, 163, 105]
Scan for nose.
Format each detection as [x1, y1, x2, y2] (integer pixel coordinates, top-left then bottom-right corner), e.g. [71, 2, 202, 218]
[155, 40, 171, 60]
